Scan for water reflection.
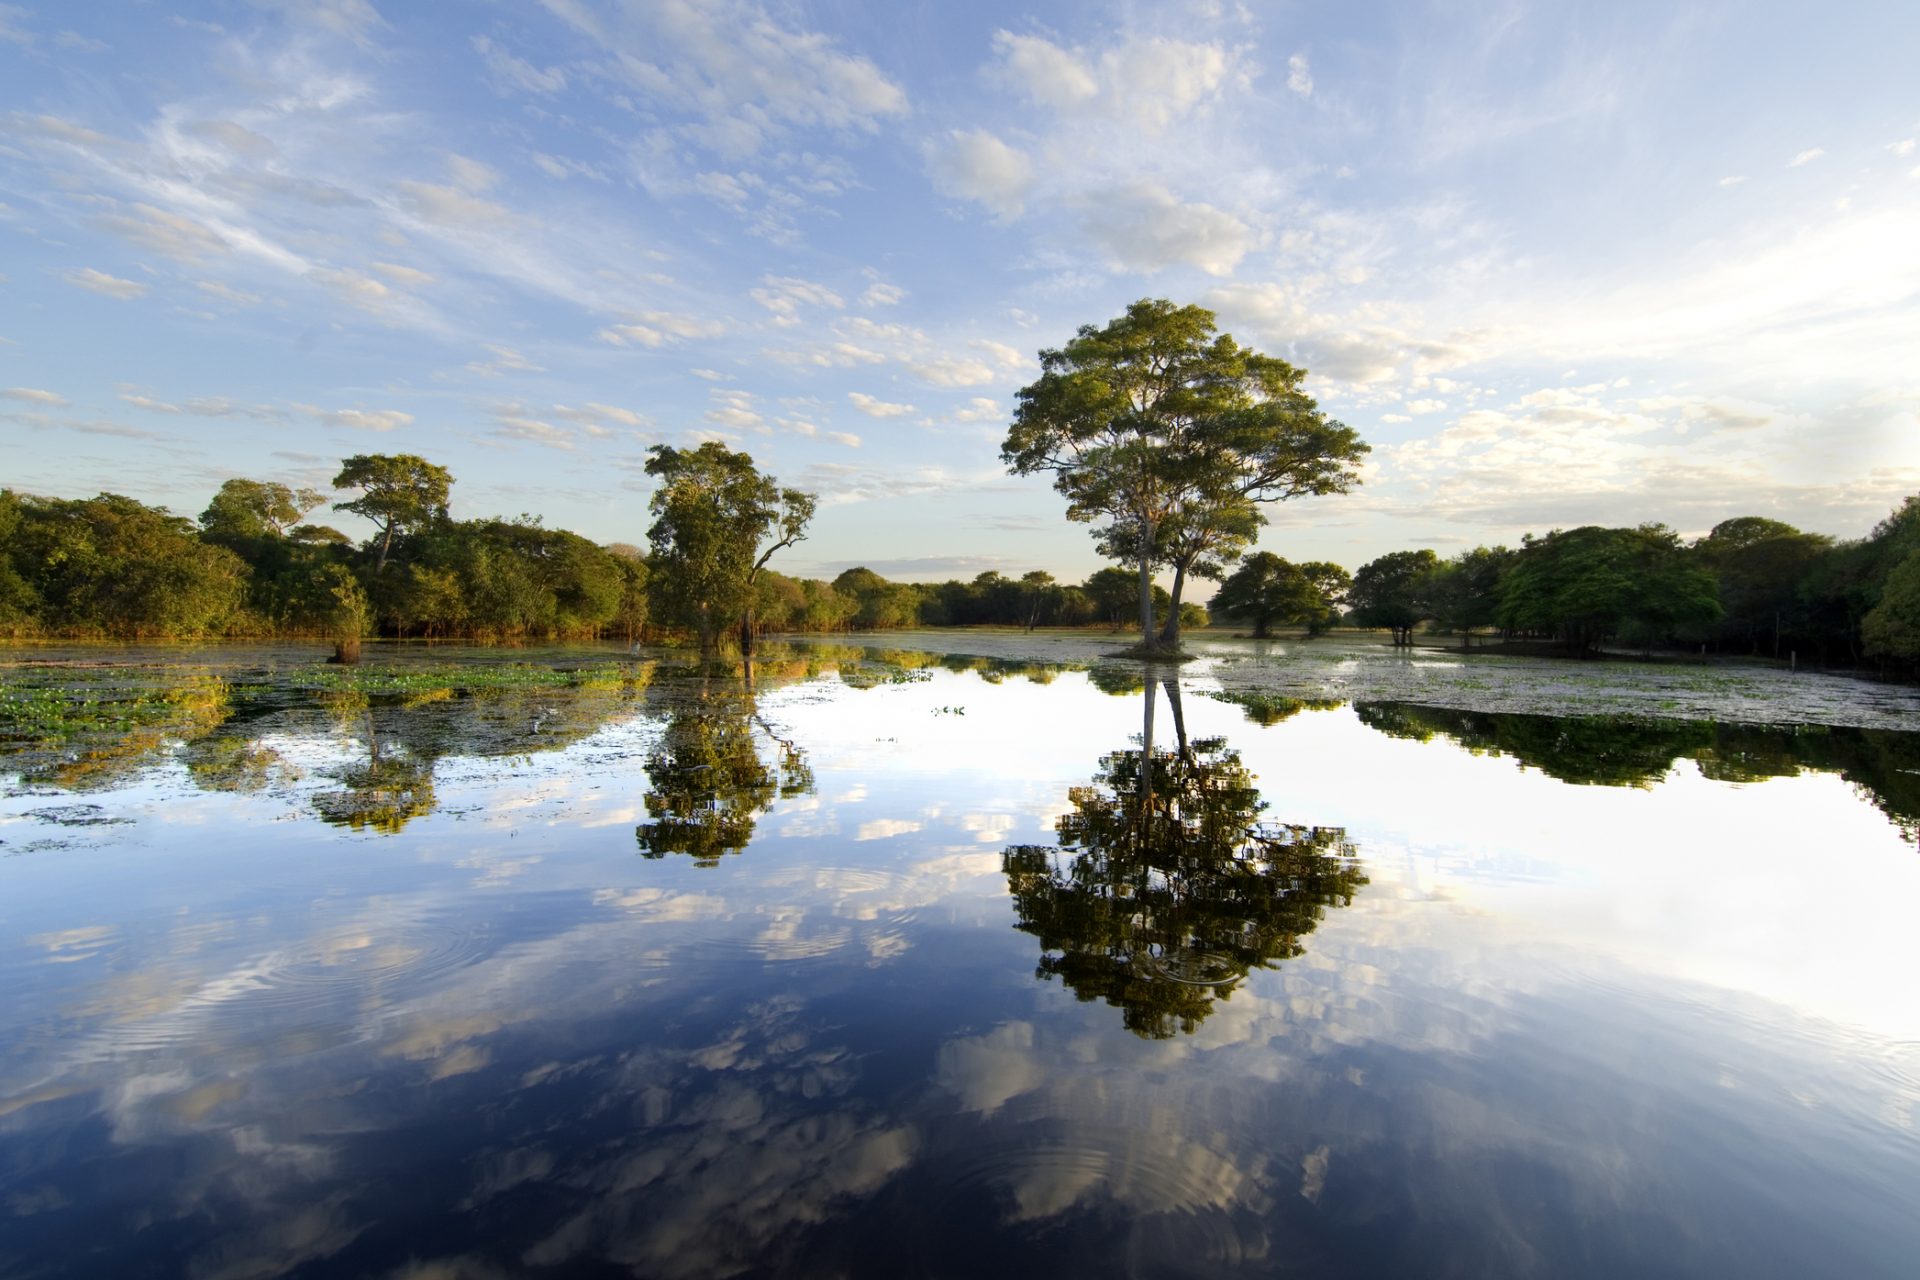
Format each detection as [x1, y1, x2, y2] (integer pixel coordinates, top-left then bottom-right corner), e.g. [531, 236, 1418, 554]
[635, 674, 815, 863]
[1005, 680, 1366, 1038]
[1355, 700, 1920, 833]
[1, 657, 1918, 1277]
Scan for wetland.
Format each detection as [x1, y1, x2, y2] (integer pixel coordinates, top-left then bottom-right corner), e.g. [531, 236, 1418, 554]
[1, 635, 1917, 1278]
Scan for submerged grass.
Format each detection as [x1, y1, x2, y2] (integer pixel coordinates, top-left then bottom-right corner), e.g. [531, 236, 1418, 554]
[292, 662, 636, 694]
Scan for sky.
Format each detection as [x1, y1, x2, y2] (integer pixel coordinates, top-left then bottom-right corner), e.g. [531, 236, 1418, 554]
[2, 0, 1916, 585]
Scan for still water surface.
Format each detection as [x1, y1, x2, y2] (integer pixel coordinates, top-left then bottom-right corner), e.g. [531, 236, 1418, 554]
[1, 644, 1917, 1278]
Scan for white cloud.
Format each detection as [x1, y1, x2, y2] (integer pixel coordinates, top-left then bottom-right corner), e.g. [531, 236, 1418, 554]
[987, 30, 1231, 133]
[1405, 398, 1446, 415]
[1081, 182, 1251, 276]
[989, 32, 1099, 109]
[370, 261, 434, 288]
[293, 404, 414, 431]
[927, 129, 1034, 222]
[1891, 139, 1917, 157]
[1717, 175, 1747, 187]
[825, 431, 862, 448]
[465, 344, 543, 376]
[705, 388, 765, 431]
[953, 397, 1001, 423]
[0, 5, 34, 46]
[861, 281, 905, 307]
[1287, 53, 1313, 97]
[751, 275, 844, 325]
[64, 268, 148, 300]
[1788, 147, 1825, 167]
[598, 312, 727, 346]
[472, 34, 567, 95]
[905, 356, 997, 388]
[848, 392, 914, 418]
[546, 0, 906, 152]
[92, 202, 231, 261]
[3, 387, 66, 405]
[395, 180, 512, 228]
[972, 339, 1029, 370]
[490, 411, 575, 450]
[195, 280, 263, 305]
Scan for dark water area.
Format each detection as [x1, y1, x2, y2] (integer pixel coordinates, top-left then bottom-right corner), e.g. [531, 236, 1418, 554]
[1, 643, 1917, 1278]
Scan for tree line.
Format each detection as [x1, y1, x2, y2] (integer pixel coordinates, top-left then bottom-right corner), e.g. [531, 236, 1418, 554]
[0, 450, 1203, 644]
[1303, 505, 1920, 668]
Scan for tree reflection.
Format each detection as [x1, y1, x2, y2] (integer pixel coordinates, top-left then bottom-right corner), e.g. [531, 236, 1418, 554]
[1004, 680, 1367, 1038]
[307, 672, 651, 833]
[635, 673, 814, 864]
[1354, 701, 1920, 836]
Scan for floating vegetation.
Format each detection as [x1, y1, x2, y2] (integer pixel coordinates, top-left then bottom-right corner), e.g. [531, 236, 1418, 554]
[293, 662, 636, 695]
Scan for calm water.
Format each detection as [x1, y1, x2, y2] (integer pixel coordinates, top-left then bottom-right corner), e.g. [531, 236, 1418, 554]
[1, 644, 1917, 1279]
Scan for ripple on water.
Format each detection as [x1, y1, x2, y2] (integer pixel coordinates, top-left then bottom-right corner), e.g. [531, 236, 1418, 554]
[73, 915, 491, 1056]
[918, 1125, 1270, 1266]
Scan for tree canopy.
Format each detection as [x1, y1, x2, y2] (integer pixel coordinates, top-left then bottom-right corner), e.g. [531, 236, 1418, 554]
[1002, 298, 1367, 652]
[1348, 549, 1440, 645]
[1211, 552, 1351, 638]
[644, 443, 815, 655]
[332, 454, 453, 572]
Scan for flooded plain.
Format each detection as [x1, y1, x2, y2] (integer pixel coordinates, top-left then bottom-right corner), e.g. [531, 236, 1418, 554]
[1, 639, 1917, 1278]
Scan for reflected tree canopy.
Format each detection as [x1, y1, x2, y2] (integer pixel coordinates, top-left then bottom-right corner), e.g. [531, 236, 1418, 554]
[635, 677, 814, 865]
[1005, 681, 1367, 1038]
[1355, 701, 1920, 834]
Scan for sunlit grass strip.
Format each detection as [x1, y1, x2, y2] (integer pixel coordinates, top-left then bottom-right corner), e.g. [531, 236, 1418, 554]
[0, 677, 230, 742]
[293, 662, 636, 694]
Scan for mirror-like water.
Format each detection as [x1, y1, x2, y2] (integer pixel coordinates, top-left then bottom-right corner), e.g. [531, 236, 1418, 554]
[1, 643, 1916, 1278]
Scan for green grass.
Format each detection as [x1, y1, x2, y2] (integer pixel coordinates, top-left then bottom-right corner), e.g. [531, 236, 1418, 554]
[292, 662, 632, 694]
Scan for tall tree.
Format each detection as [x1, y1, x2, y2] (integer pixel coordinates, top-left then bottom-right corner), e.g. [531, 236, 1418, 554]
[199, 479, 325, 547]
[1350, 548, 1441, 645]
[1496, 525, 1719, 650]
[1211, 551, 1350, 638]
[331, 454, 453, 573]
[1002, 298, 1367, 653]
[644, 443, 814, 656]
[1414, 545, 1513, 646]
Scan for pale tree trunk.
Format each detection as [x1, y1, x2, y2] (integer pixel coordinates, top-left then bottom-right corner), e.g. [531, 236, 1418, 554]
[1136, 524, 1155, 648]
[1138, 680, 1157, 846]
[1161, 678, 1188, 758]
[1157, 560, 1190, 648]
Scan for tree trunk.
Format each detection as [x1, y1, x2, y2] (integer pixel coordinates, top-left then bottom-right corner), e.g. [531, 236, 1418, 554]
[375, 520, 394, 573]
[1156, 560, 1189, 648]
[1162, 678, 1188, 758]
[739, 606, 755, 658]
[1136, 524, 1155, 647]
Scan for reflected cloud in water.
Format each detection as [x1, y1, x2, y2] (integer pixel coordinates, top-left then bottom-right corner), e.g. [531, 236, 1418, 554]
[0, 649, 1916, 1277]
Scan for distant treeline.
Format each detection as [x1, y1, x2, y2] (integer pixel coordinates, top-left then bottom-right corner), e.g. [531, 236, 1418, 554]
[0, 462, 1203, 643]
[3, 460, 1913, 672]
[1325, 504, 1920, 669]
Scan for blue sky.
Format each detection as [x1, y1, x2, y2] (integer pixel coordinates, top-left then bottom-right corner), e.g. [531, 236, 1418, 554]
[2, 0, 1916, 583]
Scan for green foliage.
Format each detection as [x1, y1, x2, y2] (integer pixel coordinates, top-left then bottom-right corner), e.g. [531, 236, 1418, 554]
[1691, 518, 1830, 655]
[1413, 546, 1512, 641]
[1211, 551, 1350, 637]
[332, 453, 453, 571]
[634, 683, 813, 864]
[1002, 686, 1366, 1038]
[645, 443, 815, 653]
[2, 492, 247, 637]
[1003, 298, 1368, 649]
[1349, 548, 1440, 644]
[1497, 525, 1720, 650]
[1862, 549, 1920, 661]
[200, 479, 324, 547]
